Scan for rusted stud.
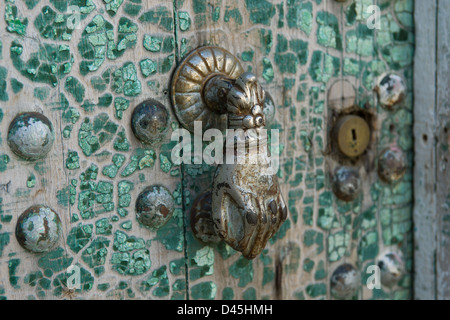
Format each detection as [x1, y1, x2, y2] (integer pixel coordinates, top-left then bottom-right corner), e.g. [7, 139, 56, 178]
[330, 263, 361, 299]
[374, 73, 406, 110]
[7, 112, 55, 161]
[377, 146, 407, 183]
[15, 205, 62, 253]
[376, 250, 405, 287]
[135, 185, 175, 230]
[131, 99, 170, 146]
[331, 166, 361, 202]
[190, 190, 221, 245]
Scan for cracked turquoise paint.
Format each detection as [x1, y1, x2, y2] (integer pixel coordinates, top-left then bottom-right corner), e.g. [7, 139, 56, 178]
[0, 0, 415, 301]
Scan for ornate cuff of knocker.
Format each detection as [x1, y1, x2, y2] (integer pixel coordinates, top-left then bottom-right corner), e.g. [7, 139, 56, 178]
[228, 104, 266, 129]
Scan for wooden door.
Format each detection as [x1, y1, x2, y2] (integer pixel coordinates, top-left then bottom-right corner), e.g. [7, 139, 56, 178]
[0, 0, 416, 300]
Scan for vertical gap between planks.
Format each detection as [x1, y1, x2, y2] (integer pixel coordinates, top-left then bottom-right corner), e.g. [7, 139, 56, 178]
[324, 0, 331, 301]
[172, 0, 190, 300]
[433, 0, 439, 300]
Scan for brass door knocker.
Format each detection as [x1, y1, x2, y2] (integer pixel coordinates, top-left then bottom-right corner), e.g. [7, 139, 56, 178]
[171, 46, 287, 259]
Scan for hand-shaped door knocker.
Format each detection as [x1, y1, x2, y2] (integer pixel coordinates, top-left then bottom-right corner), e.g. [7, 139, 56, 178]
[171, 46, 287, 259]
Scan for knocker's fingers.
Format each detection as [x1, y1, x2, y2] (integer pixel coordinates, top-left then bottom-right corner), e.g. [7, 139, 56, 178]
[271, 196, 288, 238]
[278, 193, 288, 222]
[246, 211, 273, 259]
[261, 197, 287, 246]
[213, 192, 246, 249]
[242, 197, 273, 259]
[241, 208, 261, 259]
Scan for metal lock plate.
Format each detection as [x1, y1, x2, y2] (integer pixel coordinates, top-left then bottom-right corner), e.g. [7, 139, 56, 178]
[333, 115, 371, 158]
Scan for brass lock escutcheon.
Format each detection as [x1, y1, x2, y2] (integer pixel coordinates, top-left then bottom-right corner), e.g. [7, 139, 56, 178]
[332, 114, 371, 158]
[170, 46, 288, 259]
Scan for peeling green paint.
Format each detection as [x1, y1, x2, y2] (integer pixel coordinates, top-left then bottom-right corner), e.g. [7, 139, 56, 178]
[229, 256, 253, 287]
[139, 6, 173, 31]
[245, 0, 275, 26]
[10, 41, 72, 87]
[316, 11, 342, 50]
[191, 281, 216, 300]
[0, 0, 415, 300]
[5, 1, 28, 35]
[286, 0, 312, 35]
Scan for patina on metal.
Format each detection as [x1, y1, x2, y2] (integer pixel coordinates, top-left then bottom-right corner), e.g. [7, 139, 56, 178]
[7, 112, 55, 161]
[15, 205, 62, 253]
[374, 73, 406, 110]
[331, 166, 361, 202]
[332, 114, 371, 158]
[377, 250, 405, 287]
[171, 46, 288, 260]
[135, 185, 175, 230]
[131, 99, 170, 146]
[377, 146, 407, 183]
[330, 263, 361, 299]
[171, 46, 244, 133]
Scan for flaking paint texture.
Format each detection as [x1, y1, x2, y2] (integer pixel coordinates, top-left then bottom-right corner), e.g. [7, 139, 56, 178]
[0, 0, 414, 300]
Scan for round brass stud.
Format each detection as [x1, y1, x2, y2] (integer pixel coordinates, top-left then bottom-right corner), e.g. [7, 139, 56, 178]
[332, 166, 361, 201]
[7, 112, 55, 161]
[15, 205, 62, 253]
[136, 185, 175, 230]
[131, 99, 170, 146]
[377, 250, 405, 287]
[330, 263, 360, 299]
[375, 73, 406, 110]
[377, 146, 407, 183]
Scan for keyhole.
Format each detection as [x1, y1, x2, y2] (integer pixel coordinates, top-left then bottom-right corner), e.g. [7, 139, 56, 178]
[352, 128, 357, 142]
[334, 114, 370, 158]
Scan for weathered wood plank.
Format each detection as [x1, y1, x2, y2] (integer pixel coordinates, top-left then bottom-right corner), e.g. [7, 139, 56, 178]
[413, 0, 450, 300]
[179, 0, 415, 300]
[0, 0, 185, 300]
[436, 0, 450, 301]
[413, 0, 437, 300]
